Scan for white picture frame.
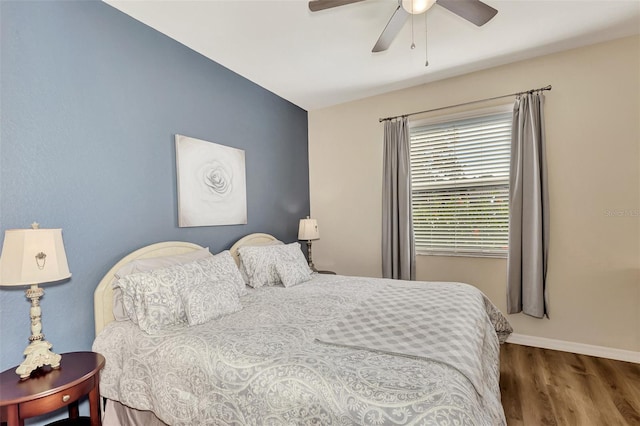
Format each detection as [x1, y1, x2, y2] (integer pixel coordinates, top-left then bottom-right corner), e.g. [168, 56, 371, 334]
[175, 134, 247, 227]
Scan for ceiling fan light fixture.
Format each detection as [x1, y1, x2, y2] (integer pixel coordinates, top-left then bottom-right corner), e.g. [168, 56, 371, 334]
[401, 0, 436, 15]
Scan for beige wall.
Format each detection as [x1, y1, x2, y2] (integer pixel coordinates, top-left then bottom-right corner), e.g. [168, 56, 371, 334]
[308, 36, 640, 352]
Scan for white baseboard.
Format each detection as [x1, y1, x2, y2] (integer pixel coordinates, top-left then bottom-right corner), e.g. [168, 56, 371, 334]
[506, 333, 640, 364]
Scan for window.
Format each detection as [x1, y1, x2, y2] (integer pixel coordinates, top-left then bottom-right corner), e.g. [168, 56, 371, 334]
[409, 107, 512, 257]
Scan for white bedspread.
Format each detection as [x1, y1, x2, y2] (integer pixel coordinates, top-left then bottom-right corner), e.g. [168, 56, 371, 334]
[93, 274, 511, 425]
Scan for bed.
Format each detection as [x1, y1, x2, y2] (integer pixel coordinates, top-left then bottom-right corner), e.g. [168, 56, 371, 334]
[92, 233, 512, 425]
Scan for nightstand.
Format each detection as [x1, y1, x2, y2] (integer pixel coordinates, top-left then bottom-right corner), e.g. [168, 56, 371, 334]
[0, 351, 105, 426]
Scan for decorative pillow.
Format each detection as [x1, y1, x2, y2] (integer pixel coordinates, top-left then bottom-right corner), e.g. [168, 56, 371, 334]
[180, 280, 242, 326]
[111, 247, 212, 321]
[238, 243, 311, 288]
[236, 240, 284, 285]
[115, 263, 194, 334]
[275, 259, 313, 288]
[113, 247, 212, 279]
[195, 251, 247, 296]
[115, 251, 249, 333]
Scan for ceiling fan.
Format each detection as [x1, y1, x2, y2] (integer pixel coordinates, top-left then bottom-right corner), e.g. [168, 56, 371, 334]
[308, 0, 498, 53]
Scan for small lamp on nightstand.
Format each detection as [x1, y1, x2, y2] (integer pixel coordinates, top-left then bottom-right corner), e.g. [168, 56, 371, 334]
[0, 223, 71, 379]
[298, 216, 319, 272]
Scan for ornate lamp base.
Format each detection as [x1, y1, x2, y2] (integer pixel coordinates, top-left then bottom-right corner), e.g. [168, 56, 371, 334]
[15, 284, 61, 379]
[306, 240, 318, 272]
[16, 340, 61, 379]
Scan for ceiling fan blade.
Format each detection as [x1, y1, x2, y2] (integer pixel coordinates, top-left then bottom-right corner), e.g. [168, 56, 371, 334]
[372, 5, 410, 52]
[436, 0, 497, 26]
[308, 0, 366, 12]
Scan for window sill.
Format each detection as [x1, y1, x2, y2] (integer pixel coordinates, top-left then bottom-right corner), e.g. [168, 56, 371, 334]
[416, 251, 507, 260]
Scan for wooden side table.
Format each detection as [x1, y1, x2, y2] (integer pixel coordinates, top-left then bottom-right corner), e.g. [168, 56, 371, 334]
[0, 352, 105, 426]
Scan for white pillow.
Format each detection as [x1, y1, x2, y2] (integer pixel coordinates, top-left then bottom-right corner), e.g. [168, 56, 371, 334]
[115, 263, 193, 334]
[111, 247, 212, 321]
[115, 255, 245, 333]
[114, 247, 212, 279]
[194, 251, 247, 297]
[236, 240, 284, 285]
[238, 243, 311, 288]
[275, 260, 313, 287]
[181, 280, 242, 326]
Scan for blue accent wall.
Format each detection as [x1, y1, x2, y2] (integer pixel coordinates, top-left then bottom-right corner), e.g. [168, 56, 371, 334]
[0, 0, 309, 401]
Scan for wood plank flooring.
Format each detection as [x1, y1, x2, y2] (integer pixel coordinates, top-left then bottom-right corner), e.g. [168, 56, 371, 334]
[500, 343, 640, 426]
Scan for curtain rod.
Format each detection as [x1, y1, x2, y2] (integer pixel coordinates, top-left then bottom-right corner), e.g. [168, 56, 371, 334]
[378, 84, 552, 123]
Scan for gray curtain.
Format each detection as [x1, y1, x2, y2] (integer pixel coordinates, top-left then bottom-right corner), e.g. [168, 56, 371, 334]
[382, 117, 415, 280]
[507, 92, 550, 318]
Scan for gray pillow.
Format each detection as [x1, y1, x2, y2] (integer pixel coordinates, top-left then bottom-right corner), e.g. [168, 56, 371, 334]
[115, 252, 247, 334]
[195, 251, 247, 297]
[181, 279, 242, 326]
[238, 243, 311, 288]
[111, 247, 212, 321]
[116, 263, 194, 334]
[237, 240, 284, 285]
[275, 259, 313, 287]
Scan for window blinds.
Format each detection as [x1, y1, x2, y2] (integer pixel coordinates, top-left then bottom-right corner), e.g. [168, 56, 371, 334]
[410, 111, 512, 257]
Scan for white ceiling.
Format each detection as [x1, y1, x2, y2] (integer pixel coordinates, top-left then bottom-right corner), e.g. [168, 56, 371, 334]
[104, 0, 640, 111]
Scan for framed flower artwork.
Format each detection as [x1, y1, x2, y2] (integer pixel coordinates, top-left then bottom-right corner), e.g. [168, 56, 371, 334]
[175, 134, 247, 227]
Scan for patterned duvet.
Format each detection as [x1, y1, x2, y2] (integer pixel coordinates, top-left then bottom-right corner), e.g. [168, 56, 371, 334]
[93, 274, 512, 425]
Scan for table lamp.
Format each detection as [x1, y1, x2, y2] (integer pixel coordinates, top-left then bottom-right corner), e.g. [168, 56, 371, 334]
[0, 223, 71, 379]
[298, 217, 319, 272]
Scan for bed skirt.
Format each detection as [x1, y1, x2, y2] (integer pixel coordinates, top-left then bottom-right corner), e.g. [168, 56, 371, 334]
[104, 399, 168, 426]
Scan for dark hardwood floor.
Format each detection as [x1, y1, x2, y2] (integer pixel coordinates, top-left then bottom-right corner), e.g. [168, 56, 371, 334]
[500, 343, 640, 426]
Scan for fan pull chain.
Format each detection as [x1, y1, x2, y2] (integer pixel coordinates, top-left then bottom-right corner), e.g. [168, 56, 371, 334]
[424, 11, 429, 66]
[410, 9, 416, 49]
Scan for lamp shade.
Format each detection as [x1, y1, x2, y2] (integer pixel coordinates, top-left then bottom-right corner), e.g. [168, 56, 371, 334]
[298, 218, 319, 241]
[0, 228, 71, 286]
